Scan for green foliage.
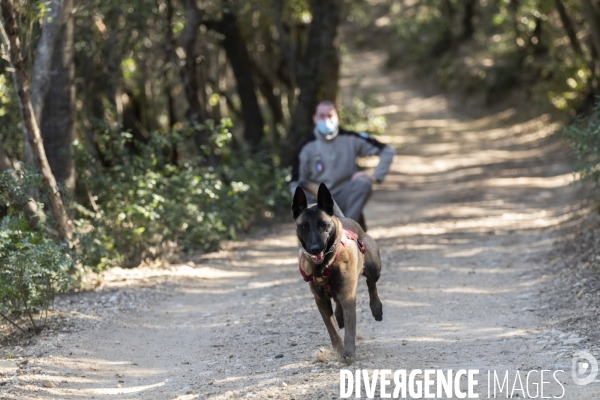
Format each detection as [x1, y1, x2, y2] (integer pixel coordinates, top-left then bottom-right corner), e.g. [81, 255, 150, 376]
[73, 119, 290, 270]
[0, 72, 24, 160]
[563, 100, 600, 184]
[386, 0, 451, 67]
[0, 215, 73, 331]
[0, 165, 41, 211]
[0, 167, 73, 333]
[382, 0, 590, 109]
[339, 95, 387, 135]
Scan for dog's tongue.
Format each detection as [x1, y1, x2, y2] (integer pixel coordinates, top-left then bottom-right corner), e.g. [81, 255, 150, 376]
[311, 251, 324, 264]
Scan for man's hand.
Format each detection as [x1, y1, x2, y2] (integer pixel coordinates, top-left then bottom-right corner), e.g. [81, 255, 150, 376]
[351, 171, 377, 183]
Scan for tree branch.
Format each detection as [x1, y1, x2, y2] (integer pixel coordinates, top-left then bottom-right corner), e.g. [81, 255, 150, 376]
[0, 310, 29, 336]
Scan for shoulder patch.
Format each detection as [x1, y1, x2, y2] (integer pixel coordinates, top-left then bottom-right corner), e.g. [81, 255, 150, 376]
[339, 127, 385, 150]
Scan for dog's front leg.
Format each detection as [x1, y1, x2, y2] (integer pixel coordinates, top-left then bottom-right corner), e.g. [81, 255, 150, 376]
[310, 283, 343, 354]
[339, 294, 357, 363]
[336, 261, 359, 363]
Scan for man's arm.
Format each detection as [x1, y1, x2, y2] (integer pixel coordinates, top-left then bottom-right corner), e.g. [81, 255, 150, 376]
[353, 132, 395, 183]
[372, 144, 395, 182]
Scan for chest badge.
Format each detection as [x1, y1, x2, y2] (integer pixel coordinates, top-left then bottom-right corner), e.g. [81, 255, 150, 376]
[315, 156, 324, 173]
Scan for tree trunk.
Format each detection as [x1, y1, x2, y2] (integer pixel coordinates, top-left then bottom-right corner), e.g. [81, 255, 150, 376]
[253, 62, 284, 127]
[462, 0, 476, 40]
[178, 0, 217, 165]
[283, 0, 341, 165]
[180, 0, 203, 121]
[530, 15, 547, 54]
[318, 33, 340, 103]
[0, 0, 73, 241]
[164, 0, 177, 129]
[273, 0, 296, 86]
[180, 4, 207, 116]
[30, 0, 66, 122]
[441, 0, 455, 37]
[509, 0, 520, 35]
[509, 0, 520, 17]
[555, 0, 583, 55]
[251, 58, 284, 147]
[581, 0, 600, 58]
[98, 11, 121, 126]
[40, 0, 76, 195]
[214, 7, 265, 147]
[26, 0, 67, 186]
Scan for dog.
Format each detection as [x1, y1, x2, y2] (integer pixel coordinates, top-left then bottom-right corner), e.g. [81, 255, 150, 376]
[292, 182, 383, 362]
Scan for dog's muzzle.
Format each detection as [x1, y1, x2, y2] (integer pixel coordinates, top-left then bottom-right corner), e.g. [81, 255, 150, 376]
[301, 243, 336, 265]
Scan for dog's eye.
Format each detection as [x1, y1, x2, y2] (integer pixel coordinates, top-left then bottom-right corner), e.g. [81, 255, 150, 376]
[319, 222, 327, 230]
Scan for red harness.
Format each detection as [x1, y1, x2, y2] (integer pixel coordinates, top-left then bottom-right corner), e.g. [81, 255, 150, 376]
[298, 227, 367, 299]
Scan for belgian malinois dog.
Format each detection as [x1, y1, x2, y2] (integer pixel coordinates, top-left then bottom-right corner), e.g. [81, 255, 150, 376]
[292, 182, 383, 362]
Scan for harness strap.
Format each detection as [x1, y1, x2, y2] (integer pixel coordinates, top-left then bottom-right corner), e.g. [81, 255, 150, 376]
[298, 227, 367, 299]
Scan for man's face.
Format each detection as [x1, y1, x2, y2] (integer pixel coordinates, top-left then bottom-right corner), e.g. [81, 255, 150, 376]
[313, 104, 339, 125]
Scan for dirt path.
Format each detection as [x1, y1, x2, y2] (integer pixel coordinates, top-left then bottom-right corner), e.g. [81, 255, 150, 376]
[2, 50, 600, 399]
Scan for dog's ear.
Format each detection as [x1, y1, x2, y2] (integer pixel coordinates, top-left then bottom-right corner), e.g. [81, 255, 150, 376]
[317, 183, 334, 216]
[292, 186, 308, 220]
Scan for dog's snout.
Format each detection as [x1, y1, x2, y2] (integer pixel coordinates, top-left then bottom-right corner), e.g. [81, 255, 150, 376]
[309, 244, 322, 254]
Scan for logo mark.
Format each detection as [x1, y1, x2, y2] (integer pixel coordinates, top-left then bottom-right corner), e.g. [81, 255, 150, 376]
[572, 351, 598, 385]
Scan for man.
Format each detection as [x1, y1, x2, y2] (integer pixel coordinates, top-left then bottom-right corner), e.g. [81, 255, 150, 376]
[290, 101, 395, 231]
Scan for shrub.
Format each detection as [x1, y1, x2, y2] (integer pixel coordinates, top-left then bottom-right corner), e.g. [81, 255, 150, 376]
[385, 1, 450, 68]
[563, 100, 600, 185]
[339, 95, 387, 135]
[0, 167, 73, 333]
[73, 119, 290, 269]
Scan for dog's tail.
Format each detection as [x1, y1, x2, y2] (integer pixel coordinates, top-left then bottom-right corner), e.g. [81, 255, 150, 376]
[299, 180, 345, 218]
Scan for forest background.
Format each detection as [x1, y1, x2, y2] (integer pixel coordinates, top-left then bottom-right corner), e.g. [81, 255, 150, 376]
[1, 0, 600, 334]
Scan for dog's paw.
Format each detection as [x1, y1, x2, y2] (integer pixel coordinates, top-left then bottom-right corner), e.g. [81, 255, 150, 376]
[342, 354, 356, 364]
[370, 301, 383, 321]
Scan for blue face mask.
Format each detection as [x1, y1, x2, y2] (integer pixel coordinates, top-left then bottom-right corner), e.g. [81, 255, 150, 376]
[316, 119, 337, 136]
